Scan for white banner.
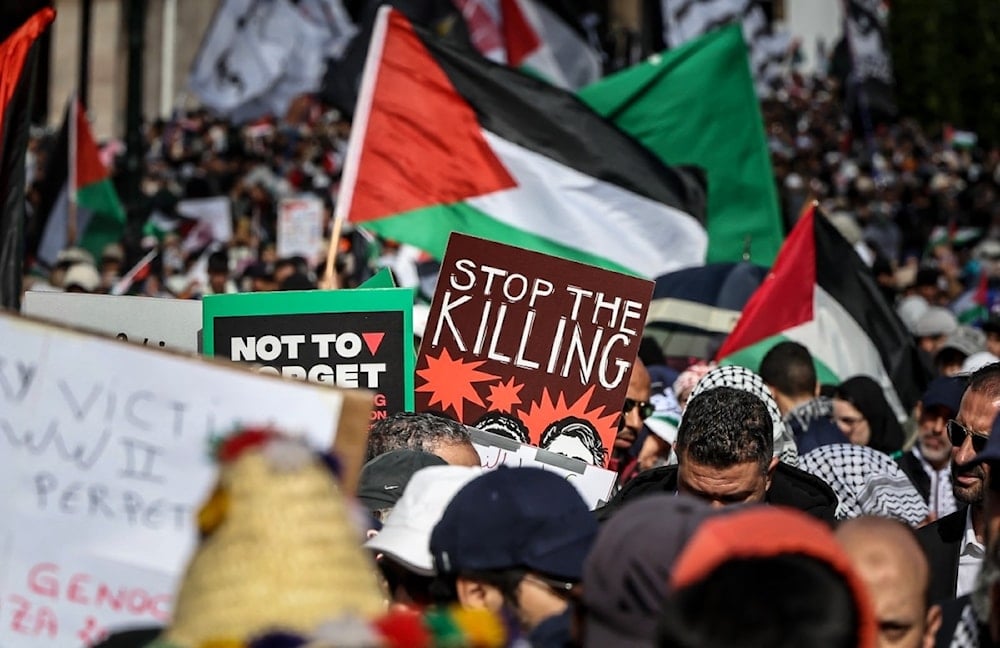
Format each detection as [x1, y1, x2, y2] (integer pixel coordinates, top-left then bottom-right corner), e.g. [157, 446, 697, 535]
[0, 312, 347, 646]
[189, 0, 357, 122]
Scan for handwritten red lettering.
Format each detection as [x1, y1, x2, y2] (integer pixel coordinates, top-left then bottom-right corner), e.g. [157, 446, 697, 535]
[67, 573, 91, 605]
[27, 563, 59, 597]
[7, 595, 59, 637]
[8, 595, 32, 634]
[19, 563, 171, 622]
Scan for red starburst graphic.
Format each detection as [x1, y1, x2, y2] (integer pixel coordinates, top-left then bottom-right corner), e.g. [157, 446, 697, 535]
[416, 348, 500, 419]
[517, 385, 621, 453]
[486, 377, 524, 413]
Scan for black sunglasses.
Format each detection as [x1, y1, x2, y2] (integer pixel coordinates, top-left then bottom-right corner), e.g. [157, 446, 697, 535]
[947, 419, 990, 453]
[623, 398, 655, 421]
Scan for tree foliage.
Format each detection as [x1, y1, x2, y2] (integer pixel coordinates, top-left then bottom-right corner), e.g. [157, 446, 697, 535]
[889, 0, 1000, 144]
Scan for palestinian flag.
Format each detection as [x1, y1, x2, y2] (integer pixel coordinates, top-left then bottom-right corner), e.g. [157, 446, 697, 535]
[339, 7, 708, 279]
[715, 203, 928, 415]
[33, 96, 126, 267]
[496, 0, 602, 89]
[0, 7, 54, 310]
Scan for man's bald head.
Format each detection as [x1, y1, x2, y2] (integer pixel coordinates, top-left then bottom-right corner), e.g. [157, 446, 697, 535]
[836, 517, 939, 648]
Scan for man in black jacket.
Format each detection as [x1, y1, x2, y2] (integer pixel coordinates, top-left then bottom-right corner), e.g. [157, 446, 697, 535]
[598, 386, 837, 524]
[917, 363, 1000, 605]
[897, 375, 967, 520]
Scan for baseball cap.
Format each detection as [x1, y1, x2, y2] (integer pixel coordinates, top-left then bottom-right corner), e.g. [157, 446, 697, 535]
[364, 465, 482, 575]
[963, 352, 1000, 374]
[912, 307, 958, 338]
[356, 450, 446, 512]
[63, 263, 101, 292]
[430, 467, 597, 583]
[582, 495, 714, 648]
[983, 314, 1000, 335]
[920, 376, 968, 414]
[938, 326, 985, 357]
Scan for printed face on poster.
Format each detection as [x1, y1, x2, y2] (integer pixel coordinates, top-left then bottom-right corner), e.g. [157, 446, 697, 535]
[203, 288, 415, 418]
[415, 234, 654, 468]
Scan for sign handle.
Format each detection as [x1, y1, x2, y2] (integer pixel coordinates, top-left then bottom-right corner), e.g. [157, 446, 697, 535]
[320, 213, 345, 290]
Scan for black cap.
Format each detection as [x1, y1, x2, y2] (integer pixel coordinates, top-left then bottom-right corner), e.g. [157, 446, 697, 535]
[356, 450, 447, 512]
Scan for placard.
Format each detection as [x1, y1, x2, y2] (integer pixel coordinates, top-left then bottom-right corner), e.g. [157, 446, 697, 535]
[22, 292, 202, 353]
[277, 197, 325, 266]
[203, 288, 415, 417]
[468, 427, 616, 510]
[416, 234, 654, 468]
[0, 312, 371, 647]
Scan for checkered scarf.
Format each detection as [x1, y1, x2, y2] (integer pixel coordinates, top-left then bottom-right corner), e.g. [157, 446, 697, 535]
[798, 444, 929, 526]
[688, 365, 799, 465]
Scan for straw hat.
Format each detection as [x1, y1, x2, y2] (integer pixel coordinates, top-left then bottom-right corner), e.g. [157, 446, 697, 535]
[158, 429, 384, 647]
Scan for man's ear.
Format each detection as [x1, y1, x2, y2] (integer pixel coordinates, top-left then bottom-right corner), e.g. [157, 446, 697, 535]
[764, 455, 780, 491]
[923, 604, 942, 648]
[456, 577, 490, 610]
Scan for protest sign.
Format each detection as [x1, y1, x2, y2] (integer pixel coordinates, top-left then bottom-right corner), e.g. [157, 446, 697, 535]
[467, 427, 617, 509]
[0, 312, 372, 647]
[277, 197, 325, 267]
[358, 267, 396, 289]
[22, 292, 202, 353]
[416, 234, 654, 468]
[203, 289, 415, 417]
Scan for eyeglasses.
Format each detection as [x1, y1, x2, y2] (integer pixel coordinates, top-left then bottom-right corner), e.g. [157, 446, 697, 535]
[623, 398, 655, 421]
[520, 573, 577, 598]
[947, 419, 990, 453]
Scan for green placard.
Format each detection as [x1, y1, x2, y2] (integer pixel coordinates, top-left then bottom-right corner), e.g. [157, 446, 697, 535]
[358, 267, 397, 289]
[204, 288, 415, 415]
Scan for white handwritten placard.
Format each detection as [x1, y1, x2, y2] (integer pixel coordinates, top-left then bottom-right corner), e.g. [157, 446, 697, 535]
[0, 312, 353, 647]
[467, 427, 617, 510]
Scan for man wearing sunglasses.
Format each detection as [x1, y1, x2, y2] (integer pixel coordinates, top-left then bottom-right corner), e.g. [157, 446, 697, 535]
[608, 360, 653, 479]
[918, 363, 1000, 604]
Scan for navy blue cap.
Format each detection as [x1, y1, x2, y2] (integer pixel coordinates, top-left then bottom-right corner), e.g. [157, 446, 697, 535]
[429, 467, 597, 583]
[921, 376, 968, 415]
[973, 415, 1000, 465]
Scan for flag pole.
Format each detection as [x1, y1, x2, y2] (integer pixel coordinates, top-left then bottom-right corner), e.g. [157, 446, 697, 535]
[320, 213, 344, 289]
[319, 6, 392, 290]
[67, 94, 78, 246]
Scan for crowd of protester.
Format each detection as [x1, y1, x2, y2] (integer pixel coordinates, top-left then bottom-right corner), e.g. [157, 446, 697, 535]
[22, 55, 1000, 647]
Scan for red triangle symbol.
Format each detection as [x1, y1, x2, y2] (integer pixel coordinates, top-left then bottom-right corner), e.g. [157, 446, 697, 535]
[362, 332, 385, 355]
[347, 10, 517, 224]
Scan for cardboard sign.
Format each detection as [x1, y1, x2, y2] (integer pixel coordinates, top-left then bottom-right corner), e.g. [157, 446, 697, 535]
[416, 234, 654, 468]
[22, 292, 202, 353]
[358, 268, 396, 289]
[468, 427, 617, 510]
[203, 288, 415, 416]
[277, 197, 325, 266]
[0, 312, 372, 647]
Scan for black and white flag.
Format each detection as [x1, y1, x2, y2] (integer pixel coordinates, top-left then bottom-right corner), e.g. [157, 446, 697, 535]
[843, 0, 896, 118]
[189, 0, 357, 122]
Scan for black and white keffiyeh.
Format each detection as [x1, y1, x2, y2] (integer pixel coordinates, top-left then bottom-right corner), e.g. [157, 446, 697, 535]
[798, 444, 929, 526]
[688, 364, 799, 465]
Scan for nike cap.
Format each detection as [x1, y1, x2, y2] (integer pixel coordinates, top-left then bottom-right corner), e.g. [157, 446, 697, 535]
[356, 449, 447, 512]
